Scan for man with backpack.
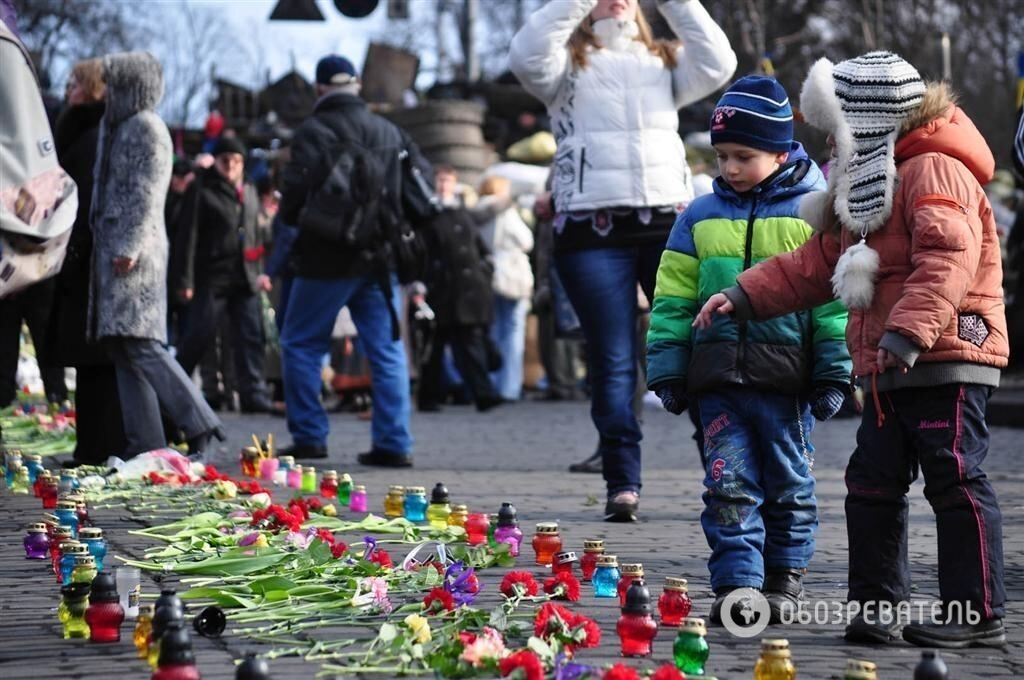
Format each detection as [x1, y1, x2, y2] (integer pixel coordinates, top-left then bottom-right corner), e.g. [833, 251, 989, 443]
[277, 55, 427, 465]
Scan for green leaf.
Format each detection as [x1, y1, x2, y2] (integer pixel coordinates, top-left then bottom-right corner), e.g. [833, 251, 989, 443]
[487, 607, 508, 631]
[262, 590, 291, 603]
[182, 587, 258, 609]
[173, 551, 290, 576]
[287, 585, 337, 597]
[526, 636, 555, 661]
[249, 576, 298, 594]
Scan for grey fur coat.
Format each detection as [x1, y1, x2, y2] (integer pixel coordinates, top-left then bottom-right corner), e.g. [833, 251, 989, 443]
[88, 52, 171, 342]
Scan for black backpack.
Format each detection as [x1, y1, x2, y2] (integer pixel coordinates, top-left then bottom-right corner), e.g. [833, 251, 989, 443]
[296, 119, 389, 250]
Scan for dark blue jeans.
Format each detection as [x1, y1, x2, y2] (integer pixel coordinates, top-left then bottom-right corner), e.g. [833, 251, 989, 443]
[846, 384, 1005, 620]
[555, 244, 662, 496]
[698, 389, 817, 591]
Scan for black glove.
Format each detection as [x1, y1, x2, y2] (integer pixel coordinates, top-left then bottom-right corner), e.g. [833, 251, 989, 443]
[654, 381, 688, 415]
[810, 384, 846, 421]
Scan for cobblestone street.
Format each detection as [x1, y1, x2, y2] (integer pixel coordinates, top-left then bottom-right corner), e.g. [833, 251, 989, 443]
[1, 399, 1020, 678]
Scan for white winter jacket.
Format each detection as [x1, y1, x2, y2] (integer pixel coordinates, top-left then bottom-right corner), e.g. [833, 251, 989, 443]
[509, 0, 736, 213]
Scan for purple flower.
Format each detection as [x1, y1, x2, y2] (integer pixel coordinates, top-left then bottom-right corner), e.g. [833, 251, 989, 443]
[554, 653, 594, 680]
[443, 561, 480, 606]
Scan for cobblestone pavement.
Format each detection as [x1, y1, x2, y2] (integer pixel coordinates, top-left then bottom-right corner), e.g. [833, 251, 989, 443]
[1, 399, 1020, 678]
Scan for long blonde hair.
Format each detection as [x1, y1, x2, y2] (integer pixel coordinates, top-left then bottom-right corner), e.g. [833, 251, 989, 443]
[70, 58, 106, 103]
[568, 8, 678, 70]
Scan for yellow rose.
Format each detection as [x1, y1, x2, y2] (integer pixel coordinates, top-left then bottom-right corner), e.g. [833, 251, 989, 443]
[403, 613, 431, 644]
[322, 504, 337, 517]
[253, 534, 269, 548]
[212, 480, 237, 500]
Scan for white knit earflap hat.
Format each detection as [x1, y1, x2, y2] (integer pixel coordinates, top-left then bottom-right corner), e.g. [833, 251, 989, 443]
[798, 51, 926, 309]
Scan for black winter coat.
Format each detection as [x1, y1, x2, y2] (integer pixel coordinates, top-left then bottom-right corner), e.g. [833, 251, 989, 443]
[424, 207, 495, 328]
[46, 101, 108, 367]
[170, 166, 265, 294]
[279, 92, 422, 279]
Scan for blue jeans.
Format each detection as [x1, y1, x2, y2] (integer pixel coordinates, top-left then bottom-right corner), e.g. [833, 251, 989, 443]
[490, 295, 529, 400]
[698, 389, 817, 591]
[555, 244, 662, 495]
[281, 275, 412, 454]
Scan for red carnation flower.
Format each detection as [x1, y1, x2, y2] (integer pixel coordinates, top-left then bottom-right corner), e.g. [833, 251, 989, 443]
[422, 587, 455, 614]
[651, 664, 685, 680]
[330, 541, 349, 558]
[315, 528, 336, 544]
[463, 571, 481, 594]
[458, 630, 477, 646]
[500, 571, 539, 599]
[544, 572, 582, 601]
[604, 664, 641, 680]
[534, 602, 575, 637]
[369, 547, 393, 569]
[499, 650, 544, 680]
[575, 614, 602, 649]
[306, 496, 322, 510]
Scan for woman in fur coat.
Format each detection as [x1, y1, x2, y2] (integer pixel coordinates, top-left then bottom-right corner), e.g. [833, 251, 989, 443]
[48, 58, 128, 464]
[89, 52, 222, 458]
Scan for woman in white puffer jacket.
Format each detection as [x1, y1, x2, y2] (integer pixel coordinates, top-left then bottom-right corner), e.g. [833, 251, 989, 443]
[510, 0, 735, 522]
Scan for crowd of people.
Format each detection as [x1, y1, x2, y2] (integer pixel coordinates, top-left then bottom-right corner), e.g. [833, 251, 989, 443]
[1, 0, 1020, 650]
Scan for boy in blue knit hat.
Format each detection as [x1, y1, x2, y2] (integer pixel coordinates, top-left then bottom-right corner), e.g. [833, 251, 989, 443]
[646, 76, 852, 624]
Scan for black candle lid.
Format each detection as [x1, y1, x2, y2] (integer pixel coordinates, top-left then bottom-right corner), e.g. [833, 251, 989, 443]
[193, 605, 227, 637]
[621, 579, 652, 615]
[158, 620, 196, 667]
[90, 571, 120, 603]
[496, 502, 518, 527]
[152, 601, 186, 638]
[60, 581, 91, 601]
[236, 652, 272, 679]
[430, 482, 449, 504]
[155, 587, 183, 613]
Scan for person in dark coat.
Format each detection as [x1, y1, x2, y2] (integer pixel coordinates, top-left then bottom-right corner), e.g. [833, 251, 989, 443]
[89, 51, 223, 458]
[417, 166, 505, 412]
[46, 58, 128, 463]
[170, 136, 273, 413]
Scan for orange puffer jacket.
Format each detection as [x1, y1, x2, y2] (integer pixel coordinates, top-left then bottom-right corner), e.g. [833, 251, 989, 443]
[730, 104, 1008, 385]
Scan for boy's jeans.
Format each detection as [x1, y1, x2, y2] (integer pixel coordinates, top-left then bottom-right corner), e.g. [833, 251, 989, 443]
[698, 389, 817, 591]
[846, 384, 1005, 620]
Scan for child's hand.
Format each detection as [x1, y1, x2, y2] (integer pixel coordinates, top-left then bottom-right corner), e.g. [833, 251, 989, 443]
[693, 293, 734, 329]
[654, 381, 688, 415]
[876, 348, 909, 374]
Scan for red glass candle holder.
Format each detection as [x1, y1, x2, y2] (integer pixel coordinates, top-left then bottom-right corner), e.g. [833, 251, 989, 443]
[580, 539, 604, 581]
[658, 577, 692, 627]
[465, 512, 489, 546]
[531, 522, 562, 566]
[320, 470, 339, 498]
[618, 564, 644, 606]
[618, 579, 657, 657]
[40, 476, 59, 509]
[552, 550, 578, 576]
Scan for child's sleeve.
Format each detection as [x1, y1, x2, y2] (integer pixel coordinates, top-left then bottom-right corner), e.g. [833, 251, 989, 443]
[810, 299, 852, 387]
[646, 211, 700, 389]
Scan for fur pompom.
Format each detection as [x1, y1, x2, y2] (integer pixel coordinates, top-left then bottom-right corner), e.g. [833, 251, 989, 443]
[798, 190, 832, 231]
[832, 241, 879, 309]
[798, 58, 841, 132]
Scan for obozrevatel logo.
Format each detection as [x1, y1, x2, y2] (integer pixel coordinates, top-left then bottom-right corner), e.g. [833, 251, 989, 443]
[720, 587, 771, 638]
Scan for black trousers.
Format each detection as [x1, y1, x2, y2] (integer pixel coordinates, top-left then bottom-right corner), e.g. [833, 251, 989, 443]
[72, 365, 128, 464]
[419, 324, 499, 408]
[846, 384, 1005, 620]
[0, 279, 68, 405]
[176, 286, 267, 403]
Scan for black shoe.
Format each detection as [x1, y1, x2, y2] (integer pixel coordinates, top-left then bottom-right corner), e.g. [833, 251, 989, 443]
[845, 612, 903, 644]
[604, 491, 639, 522]
[279, 442, 328, 459]
[357, 447, 413, 468]
[240, 397, 274, 414]
[418, 402, 443, 413]
[763, 569, 805, 624]
[569, 451, 602, 473]
[205, 394, 225, 412]
[708, 586, 744, 625]
[902, 617, 1006, 648]
[475, 396, 504, 412]
[186, 426, 227, 461]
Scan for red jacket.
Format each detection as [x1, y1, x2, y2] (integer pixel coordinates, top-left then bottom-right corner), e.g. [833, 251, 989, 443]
[730, 105, 1007, 387]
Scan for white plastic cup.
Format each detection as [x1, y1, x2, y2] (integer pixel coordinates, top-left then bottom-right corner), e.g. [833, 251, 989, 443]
[116, 566, 141, 619]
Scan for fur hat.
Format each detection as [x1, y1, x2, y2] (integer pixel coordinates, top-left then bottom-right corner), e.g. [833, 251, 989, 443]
[710, 75, 793, 153]
[798, 51, 925, 308]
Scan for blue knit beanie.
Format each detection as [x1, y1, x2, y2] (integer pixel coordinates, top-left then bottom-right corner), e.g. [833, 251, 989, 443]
[709, 76, 793, 153]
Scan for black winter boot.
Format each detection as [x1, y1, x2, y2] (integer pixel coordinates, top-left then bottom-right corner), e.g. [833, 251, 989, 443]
[763, 569, 805, 624]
